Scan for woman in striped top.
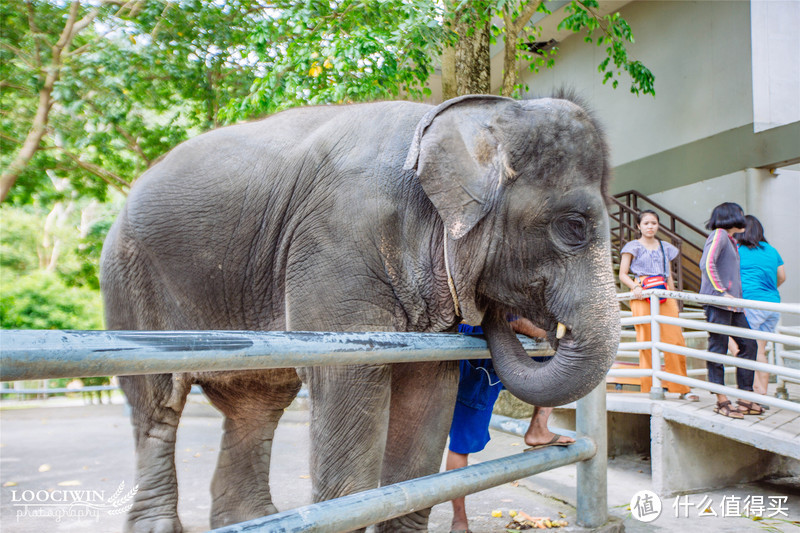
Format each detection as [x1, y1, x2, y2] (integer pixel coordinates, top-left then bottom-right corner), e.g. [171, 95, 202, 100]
[700, 202, 761, 418]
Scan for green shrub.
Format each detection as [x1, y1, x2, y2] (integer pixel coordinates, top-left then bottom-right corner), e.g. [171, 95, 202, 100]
[0, 269, 103, 330]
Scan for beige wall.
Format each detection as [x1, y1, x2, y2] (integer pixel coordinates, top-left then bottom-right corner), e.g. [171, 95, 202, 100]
[521, 0, 754, 167]
[752, 0, 800, 132]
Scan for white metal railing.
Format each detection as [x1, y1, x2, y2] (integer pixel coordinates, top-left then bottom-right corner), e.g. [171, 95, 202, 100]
[613, 289, 800, 413]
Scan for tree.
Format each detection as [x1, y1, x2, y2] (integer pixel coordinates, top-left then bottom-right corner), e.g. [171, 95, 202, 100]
[2, 0, 653, 204]
[221, 0, 448, 120]
[440, 0, 655, 99]
[1, 0, 267, 205]
[224, 0, 654, 120]
[1, 1, 117, 203]
[0, 269, 104, 329]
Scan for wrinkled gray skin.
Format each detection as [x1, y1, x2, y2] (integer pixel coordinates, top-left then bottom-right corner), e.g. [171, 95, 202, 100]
[100, 94, 620, 533]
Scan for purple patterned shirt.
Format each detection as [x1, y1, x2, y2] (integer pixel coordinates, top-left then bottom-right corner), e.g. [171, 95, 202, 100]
[621, 240, 679, 277]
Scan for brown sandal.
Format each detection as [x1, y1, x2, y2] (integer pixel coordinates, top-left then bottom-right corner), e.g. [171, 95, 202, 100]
[736, 400, 764, 415]
[714, 400, 744, 419]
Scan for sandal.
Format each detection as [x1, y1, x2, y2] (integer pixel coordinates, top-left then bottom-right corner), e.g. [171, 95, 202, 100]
[736, 400, 764, 415]
[680, 393, 700, 402]
[714, 400, 744, 419]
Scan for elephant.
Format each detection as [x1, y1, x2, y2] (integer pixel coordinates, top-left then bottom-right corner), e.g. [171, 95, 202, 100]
[100, 92, 621, 533]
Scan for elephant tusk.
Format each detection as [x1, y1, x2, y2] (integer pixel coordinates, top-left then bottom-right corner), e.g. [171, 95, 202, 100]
[556, 322, 567, 339]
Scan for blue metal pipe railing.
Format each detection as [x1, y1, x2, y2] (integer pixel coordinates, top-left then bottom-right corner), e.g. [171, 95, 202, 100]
[209, 438, 596, 533]
[0, 330, 550, 382]
[0, 385, 117, 394]
[0, 329, 607, 531]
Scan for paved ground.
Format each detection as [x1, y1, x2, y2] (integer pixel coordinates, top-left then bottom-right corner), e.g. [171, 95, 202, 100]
[1, 396, 798, 532]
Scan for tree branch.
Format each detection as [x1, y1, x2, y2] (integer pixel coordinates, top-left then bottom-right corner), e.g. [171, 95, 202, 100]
[501, 1, 542, 97]
[57, 148, 132, 194]
[511, 0, 542, 36]
[1, 1, 90, 202]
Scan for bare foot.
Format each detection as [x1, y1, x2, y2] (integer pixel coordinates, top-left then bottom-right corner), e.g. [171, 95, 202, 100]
[450, 517, 470, 533]
[524, 430, 575, 448]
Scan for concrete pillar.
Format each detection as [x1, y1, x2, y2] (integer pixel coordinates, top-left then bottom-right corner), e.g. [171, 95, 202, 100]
[745, 167, 772, 218]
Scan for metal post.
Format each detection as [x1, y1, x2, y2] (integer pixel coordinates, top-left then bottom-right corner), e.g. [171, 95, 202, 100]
[576, 382, 607, 528]
[649, 294, 664, 399]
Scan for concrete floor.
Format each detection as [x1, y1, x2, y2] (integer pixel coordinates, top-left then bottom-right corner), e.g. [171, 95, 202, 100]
[0, 396, 798, 532]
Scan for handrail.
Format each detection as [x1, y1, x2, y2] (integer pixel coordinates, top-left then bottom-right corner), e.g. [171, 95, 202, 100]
[613, 288, 800, 413]
[0, 330, 551, 382]
[210, 435, 598, 532]
[608, 203, 698, 296]
[609, 197, 690, 246]
[0, 329, 608, 530]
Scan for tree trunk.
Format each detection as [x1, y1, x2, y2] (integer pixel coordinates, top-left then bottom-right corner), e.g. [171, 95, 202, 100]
[454, 18, 491, 95]
[441, 0, 492, 98]
[501, 1, 543, 98]
[501, 14, 519, 98]
[441, 46, 457, 101]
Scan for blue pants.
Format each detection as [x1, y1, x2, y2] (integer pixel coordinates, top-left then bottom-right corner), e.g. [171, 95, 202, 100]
[448, 360, 503, 454]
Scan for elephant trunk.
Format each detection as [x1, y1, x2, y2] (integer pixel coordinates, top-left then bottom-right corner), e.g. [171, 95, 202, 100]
[483, 285, 620, 407]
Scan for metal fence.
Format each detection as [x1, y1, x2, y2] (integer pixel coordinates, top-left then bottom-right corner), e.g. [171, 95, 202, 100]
[614, 289, 800, 412]
[4, 289, 797, 530]
[0, 329, 609, 531]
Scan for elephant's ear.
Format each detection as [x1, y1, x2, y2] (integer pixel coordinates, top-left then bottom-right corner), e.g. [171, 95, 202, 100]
[404, 95, 517, 240]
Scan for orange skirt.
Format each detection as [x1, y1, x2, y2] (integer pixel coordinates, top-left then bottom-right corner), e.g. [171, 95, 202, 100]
[630, 297, 690, 394]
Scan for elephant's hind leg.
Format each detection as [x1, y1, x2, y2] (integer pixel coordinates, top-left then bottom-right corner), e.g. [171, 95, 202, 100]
[119, 373, 192, 533]
[199, 369, 302, 528]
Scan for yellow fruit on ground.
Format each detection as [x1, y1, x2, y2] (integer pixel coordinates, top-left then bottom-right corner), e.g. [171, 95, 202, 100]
[509, 510, 517, 517]
[491, 509, 503, 518]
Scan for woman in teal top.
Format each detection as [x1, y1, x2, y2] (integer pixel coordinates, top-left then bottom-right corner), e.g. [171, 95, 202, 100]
[736, 215, 786, 395]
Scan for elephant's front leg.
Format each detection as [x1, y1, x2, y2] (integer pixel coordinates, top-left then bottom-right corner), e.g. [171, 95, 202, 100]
[301, 364, 392, 509]
[377, 361, 459, 532]
[120, 373, 192, 533]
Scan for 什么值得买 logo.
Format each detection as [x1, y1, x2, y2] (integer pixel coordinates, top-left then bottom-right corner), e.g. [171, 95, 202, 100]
[630, 489, 662, 522]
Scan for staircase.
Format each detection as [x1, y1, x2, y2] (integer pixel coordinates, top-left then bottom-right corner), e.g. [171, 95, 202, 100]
[609, 190, 708, 295]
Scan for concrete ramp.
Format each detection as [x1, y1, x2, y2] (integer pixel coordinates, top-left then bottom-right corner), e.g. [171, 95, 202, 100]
[551, 383, 800, 497]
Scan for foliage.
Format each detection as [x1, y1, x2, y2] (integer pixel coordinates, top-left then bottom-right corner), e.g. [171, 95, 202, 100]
[0, 269, 104, 330]
[1, 200, 116, 289]
[1, 0, 266, 205]
[478, 0, 655, 97]
[222, 0, 448, 120]
[558, 0, 655, 96]
[68, 216, 114, 290]
[0, 207, 41, 273]
[2, 0, 654, 205]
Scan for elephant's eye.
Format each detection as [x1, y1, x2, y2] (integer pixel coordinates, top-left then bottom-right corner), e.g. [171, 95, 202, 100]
[552, 214, 588, 248]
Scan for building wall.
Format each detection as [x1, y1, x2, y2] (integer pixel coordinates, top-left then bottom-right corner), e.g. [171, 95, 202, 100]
[751, 0, 800, 132]
[517, 0, 799, 310]
[522, 0, 754, 167]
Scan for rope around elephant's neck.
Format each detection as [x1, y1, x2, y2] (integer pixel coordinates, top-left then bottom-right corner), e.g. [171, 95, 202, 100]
[443, 226, 462, 318]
